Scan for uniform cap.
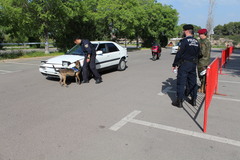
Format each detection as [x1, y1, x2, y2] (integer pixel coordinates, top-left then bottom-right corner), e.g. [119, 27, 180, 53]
[183, 24, 194, 30]
[198, 29, 208, 34]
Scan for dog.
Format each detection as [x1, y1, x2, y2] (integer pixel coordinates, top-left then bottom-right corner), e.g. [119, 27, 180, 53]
[53, 60, 81, 87]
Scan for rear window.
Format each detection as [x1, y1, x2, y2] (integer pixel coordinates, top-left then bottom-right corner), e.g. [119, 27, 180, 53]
[106, 43, 119, 52]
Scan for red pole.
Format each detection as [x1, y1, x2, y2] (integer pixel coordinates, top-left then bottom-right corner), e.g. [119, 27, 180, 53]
[203, 67, 211, 133]
[220, 50, 225, 74]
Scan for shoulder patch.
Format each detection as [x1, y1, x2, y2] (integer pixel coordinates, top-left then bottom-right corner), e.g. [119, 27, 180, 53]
[84, 44, 89, 48]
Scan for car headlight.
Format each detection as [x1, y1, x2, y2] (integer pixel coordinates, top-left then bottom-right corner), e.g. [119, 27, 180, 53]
[41, 60, 47, 65]
[62, 61, 71, 67]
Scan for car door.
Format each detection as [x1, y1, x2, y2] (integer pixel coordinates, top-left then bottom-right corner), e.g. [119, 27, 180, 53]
[95, 43, 108, 69]
[95, 42, 121, 69]
[105, 43, 121, 66]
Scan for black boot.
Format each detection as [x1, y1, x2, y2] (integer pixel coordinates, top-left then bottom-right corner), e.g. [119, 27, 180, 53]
[95, 78, 103, 84]
[172, 99, 183, 108]
[190, 98, 197, 106]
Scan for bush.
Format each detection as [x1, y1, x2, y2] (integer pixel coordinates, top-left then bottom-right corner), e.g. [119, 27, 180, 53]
[0, 51, 63, 60]
[0, 51, 24, 60]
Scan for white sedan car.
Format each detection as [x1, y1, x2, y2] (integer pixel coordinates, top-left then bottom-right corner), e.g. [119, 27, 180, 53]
[171, 41, 182, 54]
[39, 41, 128, 77]
[171, 45, 179, 54]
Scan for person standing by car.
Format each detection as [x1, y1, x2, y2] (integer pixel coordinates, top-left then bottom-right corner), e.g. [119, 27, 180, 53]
[172, 24, 200, 108]
[197, 29, 211, 93]
[74, 37, 102, 84]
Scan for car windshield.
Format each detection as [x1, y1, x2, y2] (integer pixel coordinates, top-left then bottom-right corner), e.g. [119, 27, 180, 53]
[66, 44, 98, 55]
[66, 45, 84, 55]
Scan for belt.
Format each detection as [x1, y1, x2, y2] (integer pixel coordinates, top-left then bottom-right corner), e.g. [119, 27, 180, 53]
[183, 59, 197, 63]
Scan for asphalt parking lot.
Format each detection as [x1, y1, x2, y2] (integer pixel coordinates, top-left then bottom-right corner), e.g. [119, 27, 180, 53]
[0, 48, 240, 160]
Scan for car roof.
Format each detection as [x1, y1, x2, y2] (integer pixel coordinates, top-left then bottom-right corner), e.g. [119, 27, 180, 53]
[91, 41, 116, 44]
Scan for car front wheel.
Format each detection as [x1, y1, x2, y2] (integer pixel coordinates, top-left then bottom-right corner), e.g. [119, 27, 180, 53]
[118, 58, 126, 71]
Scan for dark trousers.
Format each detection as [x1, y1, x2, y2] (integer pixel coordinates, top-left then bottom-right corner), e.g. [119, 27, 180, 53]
[82, 54, 101, 81]
[177, 62, 198, 100]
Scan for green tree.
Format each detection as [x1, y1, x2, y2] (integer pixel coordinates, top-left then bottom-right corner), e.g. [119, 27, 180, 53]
[0, 0, 79, 52]
[137, 2, 179, 47]
[92, 0, 178, 47]
[214, 22, 240, 36]
[213, 22, 240, 46]
[213, 25, 224, 35]
[0, 0, 30, 42]
[27, 0, 80, 53]
[93, 0, 139, 40]
[0, 0, 179, 50]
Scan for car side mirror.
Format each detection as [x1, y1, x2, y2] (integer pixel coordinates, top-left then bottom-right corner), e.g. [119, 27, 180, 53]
[96, 50, 103, 55]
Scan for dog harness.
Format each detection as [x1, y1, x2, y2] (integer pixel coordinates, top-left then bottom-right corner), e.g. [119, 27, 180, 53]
[72, 67, 79, 72]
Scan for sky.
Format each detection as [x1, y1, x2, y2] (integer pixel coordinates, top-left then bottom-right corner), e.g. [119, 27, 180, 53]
[157, 0, 240, 28]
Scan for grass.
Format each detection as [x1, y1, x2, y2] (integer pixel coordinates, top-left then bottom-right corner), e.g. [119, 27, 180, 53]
[21, 52, 63, 58]
[0, 51, 64, 60]
[0, 47, 150, 60]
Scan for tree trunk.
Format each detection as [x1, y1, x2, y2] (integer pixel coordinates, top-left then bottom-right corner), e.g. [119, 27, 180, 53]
[125, 38, 127, 48]
[136, 36, 139, 48]
[44, 30, 49, 54]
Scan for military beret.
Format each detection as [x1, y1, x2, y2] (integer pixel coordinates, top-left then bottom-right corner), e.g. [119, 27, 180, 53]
[183, 24, 194, 30]
[198, 29, 208, 34]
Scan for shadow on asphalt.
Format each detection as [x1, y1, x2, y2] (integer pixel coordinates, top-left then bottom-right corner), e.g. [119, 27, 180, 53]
[162, 77, 205, 131]
[184, 94, 205, 131]
[161, 78, 176, 102]
[221, 49, 240, 77]
[45, 66, 129, 86]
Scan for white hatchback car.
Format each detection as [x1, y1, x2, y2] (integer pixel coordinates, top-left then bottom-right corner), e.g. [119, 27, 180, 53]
[39, 41, 128, 77]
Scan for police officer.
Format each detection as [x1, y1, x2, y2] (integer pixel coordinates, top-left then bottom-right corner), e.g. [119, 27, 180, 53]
[197, 29, 211, 93]
[74, 37, 102, 84]
[172, 24, 200, 108]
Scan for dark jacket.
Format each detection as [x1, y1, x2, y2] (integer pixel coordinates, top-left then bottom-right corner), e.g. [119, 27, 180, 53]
[172, 36, 200, 67]
[80, 39, 96, 56]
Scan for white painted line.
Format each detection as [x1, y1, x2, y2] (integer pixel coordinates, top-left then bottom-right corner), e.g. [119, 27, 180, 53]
[219, 80, 240, 84]
[109, 110, 141, 131]
[0, 69, 13, 73]
[0, 69, 22, 74]
[110, 110, 240, 147]
[130, 119, 240, 147]
[4, 62, 38, 66]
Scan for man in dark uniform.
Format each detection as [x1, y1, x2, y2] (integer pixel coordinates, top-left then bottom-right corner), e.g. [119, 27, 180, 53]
[172, 24, 200, 108]
[74, 37, 102, 84]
